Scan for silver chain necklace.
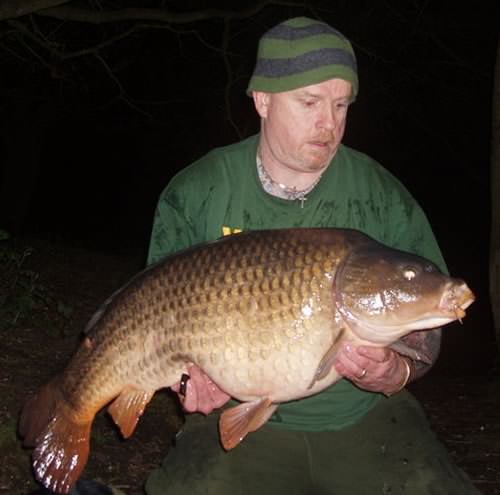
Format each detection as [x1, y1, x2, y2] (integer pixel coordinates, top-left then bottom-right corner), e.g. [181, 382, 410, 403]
[256, 155, 321, 208]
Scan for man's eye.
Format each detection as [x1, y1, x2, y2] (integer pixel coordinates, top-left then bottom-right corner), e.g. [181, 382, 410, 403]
[303, 99, 316, 107]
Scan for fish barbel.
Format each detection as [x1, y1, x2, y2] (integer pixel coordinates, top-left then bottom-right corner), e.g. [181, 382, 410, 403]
[18, 228, 474, 493]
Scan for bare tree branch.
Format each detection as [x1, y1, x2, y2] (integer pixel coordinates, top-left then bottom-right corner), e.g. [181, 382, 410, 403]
[0, 39, 32, 65]
[5, 18, 221, 64]
[33, 2, 304, 24]
[0, 0, 70, 21]
[6, 20, 61, 58]
[0, 0, 310, 129]
[93, 52, 154, 119]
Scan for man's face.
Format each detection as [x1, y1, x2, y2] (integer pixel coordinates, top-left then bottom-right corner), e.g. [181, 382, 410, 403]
[254, 78, 352, 174]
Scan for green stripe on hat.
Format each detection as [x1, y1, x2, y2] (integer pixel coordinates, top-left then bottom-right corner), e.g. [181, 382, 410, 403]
[249, 66, 358, 97]
[247, 17, 358, 100]
[259, 34, 353, 59]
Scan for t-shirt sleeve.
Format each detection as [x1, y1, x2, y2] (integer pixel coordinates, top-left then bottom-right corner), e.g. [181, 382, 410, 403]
[146, 186, 197, 265]
[146, 148, 227, 265]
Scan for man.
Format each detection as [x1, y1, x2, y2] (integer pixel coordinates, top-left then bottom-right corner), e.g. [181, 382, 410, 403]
[142, 16, 479, 495]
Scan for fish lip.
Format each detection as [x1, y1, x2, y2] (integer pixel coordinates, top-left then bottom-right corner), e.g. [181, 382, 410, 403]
[438, 281, 475, 317]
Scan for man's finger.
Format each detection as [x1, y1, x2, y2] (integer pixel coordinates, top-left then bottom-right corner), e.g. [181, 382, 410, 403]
[356, 345, 392, 362]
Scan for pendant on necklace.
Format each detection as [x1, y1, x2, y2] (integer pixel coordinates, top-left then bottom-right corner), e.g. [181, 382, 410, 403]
[256, 156, 319, 208]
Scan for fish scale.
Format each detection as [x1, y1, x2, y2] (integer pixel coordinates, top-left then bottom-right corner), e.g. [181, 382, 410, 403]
[18, 228, 474, 494]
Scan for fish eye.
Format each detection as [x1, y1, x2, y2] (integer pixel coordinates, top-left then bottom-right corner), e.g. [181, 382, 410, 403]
[402, 267, 417, 280]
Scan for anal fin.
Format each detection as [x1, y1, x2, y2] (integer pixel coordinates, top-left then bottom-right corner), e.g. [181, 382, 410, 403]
[107, 386, 153, 438]
[219, 397, 277, 451]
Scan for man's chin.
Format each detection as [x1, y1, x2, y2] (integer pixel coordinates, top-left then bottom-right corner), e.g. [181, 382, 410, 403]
[303, 154, 334, 172]
[305, 146, 336, 166]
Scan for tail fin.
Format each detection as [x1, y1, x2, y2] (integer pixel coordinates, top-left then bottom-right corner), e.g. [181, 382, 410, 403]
[18, 380, 91, 494]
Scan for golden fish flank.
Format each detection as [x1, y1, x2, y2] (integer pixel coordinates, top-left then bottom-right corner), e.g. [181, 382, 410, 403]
[18, 228, 474, 494]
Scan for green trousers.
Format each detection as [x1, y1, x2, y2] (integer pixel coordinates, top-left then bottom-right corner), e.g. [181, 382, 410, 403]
[145, 391, 479, 495]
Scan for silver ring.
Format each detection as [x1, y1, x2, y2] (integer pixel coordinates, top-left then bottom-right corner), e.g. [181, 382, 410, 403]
[359, 368, 367, 379]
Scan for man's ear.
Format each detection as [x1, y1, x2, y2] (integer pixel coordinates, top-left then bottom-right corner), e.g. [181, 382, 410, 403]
[252, 91, 271, 118]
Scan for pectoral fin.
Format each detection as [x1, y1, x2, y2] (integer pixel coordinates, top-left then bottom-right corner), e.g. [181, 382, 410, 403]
[389, 340, 432, 364]
[107, 386, 154, 438]
[308, 328, 346, 389]
[219, 397, 277, 451]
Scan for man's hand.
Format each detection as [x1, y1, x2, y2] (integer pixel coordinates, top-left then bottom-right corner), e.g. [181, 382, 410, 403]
[171, 364, 231, 414]
[334, 344, 410, 396]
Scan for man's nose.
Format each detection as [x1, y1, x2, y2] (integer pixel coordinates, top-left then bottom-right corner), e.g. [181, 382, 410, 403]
[318, 105, 337, 130]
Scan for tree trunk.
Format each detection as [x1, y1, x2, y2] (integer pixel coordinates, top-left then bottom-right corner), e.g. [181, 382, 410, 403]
[490, 37, 500, 351]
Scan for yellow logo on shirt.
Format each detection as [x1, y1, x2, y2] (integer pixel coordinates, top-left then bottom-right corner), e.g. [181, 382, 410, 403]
[222, 226, 242, 236]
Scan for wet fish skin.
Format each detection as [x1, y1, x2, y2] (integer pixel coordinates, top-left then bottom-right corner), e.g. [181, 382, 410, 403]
[18, 228, 474, 494]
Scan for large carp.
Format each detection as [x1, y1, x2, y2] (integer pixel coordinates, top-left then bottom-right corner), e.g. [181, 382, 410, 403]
[19, 228, 474, 494]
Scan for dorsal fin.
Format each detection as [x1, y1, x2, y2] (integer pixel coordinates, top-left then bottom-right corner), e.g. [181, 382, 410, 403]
[83, 262, 160, 335]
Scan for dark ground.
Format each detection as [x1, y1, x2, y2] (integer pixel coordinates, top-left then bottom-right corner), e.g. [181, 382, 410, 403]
[1, 236, 499, 495]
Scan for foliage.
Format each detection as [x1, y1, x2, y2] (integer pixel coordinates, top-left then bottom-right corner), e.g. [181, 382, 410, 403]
[0, 240, 73, 332]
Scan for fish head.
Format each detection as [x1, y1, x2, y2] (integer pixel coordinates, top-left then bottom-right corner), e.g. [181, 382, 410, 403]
[333, 243, 475, 343]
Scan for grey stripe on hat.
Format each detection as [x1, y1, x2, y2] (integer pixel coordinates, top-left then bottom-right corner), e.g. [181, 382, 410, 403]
[266, 23, 348, 41]
[253, 48, 357, 78]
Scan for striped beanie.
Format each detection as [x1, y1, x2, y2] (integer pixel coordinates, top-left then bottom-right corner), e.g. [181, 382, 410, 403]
[247, 17, 358, 100]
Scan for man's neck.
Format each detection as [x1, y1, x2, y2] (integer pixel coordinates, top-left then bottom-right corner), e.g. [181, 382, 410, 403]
[257, 143, 326, 192]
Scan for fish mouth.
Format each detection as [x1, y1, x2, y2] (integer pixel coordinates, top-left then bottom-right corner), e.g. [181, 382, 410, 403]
[438, 281, 475, 323]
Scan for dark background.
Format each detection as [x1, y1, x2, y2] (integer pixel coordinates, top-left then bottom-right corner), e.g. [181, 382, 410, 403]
[1, 0, 499, 372]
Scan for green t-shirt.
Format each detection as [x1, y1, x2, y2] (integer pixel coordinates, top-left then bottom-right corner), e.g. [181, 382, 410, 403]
[147, 134, 446, 432]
